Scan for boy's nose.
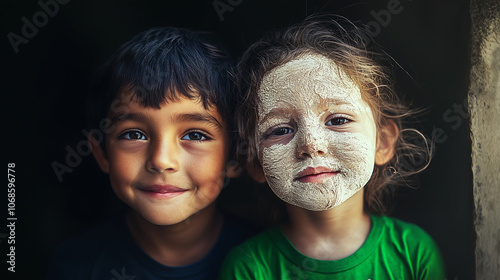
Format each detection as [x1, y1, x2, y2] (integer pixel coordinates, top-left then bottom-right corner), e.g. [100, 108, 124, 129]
[147, 139, 179, 173]
[296, 128, 328, 159]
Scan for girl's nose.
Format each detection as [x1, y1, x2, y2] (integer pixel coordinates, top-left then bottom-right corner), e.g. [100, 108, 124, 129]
[296, 127, 328, 159]
[147, 138, 179, 173]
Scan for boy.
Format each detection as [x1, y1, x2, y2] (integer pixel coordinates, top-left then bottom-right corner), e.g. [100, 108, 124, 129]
[47, 26, 248, 280]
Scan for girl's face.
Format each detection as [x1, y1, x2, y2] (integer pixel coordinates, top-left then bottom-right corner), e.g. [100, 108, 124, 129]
[256, 54, 377, 211]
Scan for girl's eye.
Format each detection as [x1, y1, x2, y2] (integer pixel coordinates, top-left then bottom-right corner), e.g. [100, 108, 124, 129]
[120, 131, 147, 140]
[326, 117, 350, 126]
[182, 131, 208, 141]
[268, 127, 294, 137]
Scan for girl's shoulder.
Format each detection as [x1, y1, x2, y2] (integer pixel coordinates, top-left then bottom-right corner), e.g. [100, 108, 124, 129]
[372, 215, 443, 260]
[371, 215, 446, 278]
[374, 215, 435, 241]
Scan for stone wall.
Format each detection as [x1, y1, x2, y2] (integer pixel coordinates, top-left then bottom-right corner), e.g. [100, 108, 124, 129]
[469, 0, 500, 278]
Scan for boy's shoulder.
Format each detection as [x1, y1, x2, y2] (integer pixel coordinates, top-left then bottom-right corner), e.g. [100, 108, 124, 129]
[46, 216, 131, 280]
[53, 219, 120, 255]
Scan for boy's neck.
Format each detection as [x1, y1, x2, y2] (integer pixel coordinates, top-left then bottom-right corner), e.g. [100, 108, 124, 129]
[125, 203, 223, 266]
[282, 190, 371, 261]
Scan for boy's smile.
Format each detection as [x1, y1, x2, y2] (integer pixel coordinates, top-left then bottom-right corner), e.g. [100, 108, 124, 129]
[95, 93, 232, 225]
[255, 54, 378, 211]
[137, 184, 188, 199]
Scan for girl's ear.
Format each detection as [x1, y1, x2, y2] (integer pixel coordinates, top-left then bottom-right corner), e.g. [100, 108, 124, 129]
[225, 160, 243, 178]
[375, 120, 399, 166]
[89, 136, 110, 173]
[247, 160, 267, 183]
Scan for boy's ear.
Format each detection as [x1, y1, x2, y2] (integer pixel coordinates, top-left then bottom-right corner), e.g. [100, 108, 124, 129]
[375, 120, 399, 166]
[89, 136, 110, 173]
[247, 160, 267, 183]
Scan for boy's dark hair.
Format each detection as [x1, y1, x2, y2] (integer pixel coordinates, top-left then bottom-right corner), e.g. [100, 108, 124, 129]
[86, 26, 236, 151]
[236, 16, 432, 219]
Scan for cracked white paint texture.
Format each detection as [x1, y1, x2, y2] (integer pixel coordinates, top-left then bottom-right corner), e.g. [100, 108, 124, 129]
[256, 54, 377, 211]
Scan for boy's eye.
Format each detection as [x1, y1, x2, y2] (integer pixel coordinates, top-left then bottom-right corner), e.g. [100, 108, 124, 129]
[326, 117, 350, 126]
[120, 131, 147, 140]
[268, 127, 294, 137]
[182, 131, 208, 141]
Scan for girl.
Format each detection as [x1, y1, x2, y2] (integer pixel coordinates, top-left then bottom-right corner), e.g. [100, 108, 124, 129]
[219, 17, 445, 279]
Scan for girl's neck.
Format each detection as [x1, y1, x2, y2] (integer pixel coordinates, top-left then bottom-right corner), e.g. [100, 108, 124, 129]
[125, 203, 223, 266]
[282, 190, 371, 261]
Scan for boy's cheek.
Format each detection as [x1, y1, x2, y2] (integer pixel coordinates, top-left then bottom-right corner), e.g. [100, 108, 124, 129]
[113, 141, 148, 153]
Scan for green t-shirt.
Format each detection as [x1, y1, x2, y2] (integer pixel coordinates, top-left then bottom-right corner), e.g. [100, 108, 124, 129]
[219, 215, 445, 279]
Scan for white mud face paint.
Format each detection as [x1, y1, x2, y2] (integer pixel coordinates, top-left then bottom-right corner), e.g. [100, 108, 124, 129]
[256, 54, 377, 211]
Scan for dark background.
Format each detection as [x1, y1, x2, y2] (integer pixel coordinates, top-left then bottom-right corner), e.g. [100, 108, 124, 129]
[1, 0, 473, 279]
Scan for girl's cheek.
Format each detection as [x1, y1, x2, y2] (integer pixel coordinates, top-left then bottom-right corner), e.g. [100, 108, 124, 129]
[261, 143, 296, 195]
[325, 131, 375, 168]
[261, 142, 292, 167]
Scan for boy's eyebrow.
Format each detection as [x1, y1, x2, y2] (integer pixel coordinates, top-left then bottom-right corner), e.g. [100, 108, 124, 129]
[110, 112, 223, 128]
[110, 113, 149, 125]
[175, 113, 223, 129]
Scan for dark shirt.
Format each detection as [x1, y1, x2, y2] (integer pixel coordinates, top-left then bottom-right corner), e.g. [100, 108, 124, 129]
[47, 212, 254, 280]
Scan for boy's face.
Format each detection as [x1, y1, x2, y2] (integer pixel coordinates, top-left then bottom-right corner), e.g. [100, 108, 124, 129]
[255, 54, 377, 211]
[94, 93, 232, 225]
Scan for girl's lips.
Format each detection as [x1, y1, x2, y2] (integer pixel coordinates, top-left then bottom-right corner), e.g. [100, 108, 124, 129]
[295, 167, 339, 183]
[138, 185, 188, 199]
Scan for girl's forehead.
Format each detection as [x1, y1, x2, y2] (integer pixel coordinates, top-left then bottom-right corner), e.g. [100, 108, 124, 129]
[257, 53, 364, 114]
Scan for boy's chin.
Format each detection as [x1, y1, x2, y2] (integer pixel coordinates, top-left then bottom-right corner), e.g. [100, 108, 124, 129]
[127, 209, 194, 227]
[147, 213, 195, 227]
[131, 204, 218, 227]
